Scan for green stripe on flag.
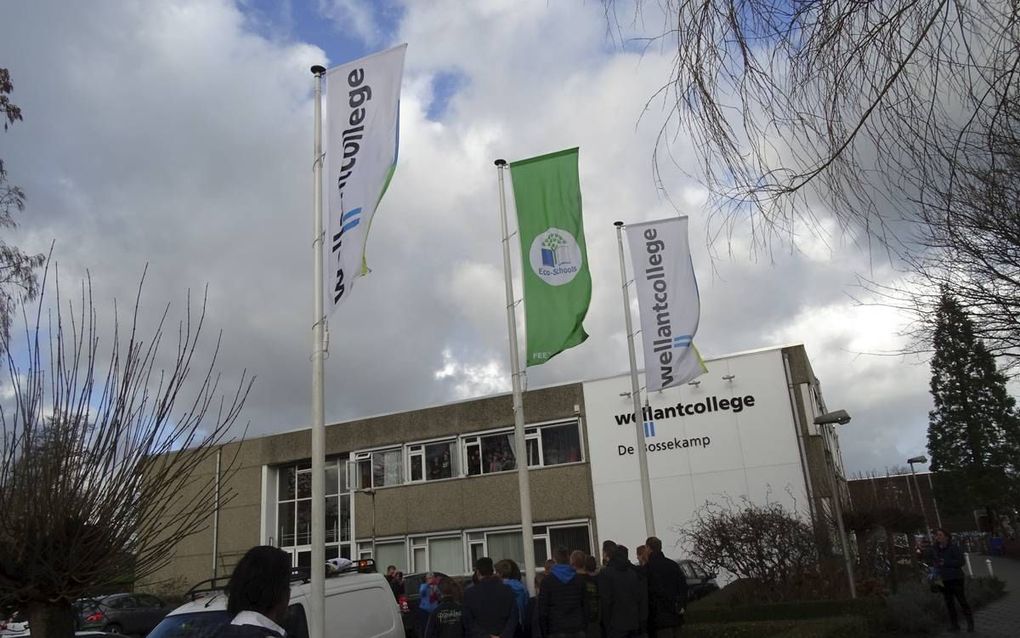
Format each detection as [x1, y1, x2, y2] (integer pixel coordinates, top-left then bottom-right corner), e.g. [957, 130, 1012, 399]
[510, 147, 591, 366]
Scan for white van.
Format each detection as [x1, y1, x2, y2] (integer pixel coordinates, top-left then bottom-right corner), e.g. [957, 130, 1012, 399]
[148, 562, 403, 638]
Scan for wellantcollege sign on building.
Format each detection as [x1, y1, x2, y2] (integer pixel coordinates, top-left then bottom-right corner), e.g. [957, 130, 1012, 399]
[140, 344, 848, 589]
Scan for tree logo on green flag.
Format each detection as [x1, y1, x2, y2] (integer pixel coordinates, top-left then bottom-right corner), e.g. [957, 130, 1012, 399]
[528, 227, 583, 286]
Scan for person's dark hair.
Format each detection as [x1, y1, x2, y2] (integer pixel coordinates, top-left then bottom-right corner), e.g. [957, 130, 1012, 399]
[602, 539, 617, 553]
[554, 546, 570, 564]
[612, 545, 629, 563]
[494, 558, 522, 580]
[227, 546, 292, 616]
[936, 528, 951, 539]
[584, 555, 597, 573]
[645, 536, 662, 552]
[475, 557, 494, 576]
[438, 577, 462, 601]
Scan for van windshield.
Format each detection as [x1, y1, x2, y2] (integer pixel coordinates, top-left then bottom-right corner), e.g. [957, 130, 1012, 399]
[147, 611, 230, 638]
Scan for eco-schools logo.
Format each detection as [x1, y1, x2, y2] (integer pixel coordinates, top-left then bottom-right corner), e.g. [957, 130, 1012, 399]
[529, 228, 582, 286]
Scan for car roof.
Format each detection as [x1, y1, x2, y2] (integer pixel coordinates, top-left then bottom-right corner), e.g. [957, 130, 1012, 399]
[168, 573, 391, 617]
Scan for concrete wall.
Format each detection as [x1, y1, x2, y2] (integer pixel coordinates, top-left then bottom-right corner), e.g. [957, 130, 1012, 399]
[140, 382, 593, 591]
[354, 462, 594, 537]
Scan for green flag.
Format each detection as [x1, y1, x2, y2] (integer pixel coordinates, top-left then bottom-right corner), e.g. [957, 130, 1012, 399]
[510, 147, 591, 366]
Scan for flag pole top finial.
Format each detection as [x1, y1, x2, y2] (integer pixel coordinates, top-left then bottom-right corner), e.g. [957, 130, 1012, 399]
[494, 159, 507, 167]
[614, 221, 624, 227]
[311, 65, 327, 76]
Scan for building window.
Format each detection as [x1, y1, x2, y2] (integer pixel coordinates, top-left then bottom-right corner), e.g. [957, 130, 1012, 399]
[358, 540, 408, 573]
[356, 448, 403, 488]
[538, 423, 582, 465]
[277, 458, 351, 566]
[409, 440, 458, 482]
[465, 432, 516, 476]
[428, 536, 465, 575]
[464, 422, 582, 476]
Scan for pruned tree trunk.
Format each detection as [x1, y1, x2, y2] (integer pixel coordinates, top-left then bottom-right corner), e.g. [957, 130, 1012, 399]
[27, 602, 75, 638]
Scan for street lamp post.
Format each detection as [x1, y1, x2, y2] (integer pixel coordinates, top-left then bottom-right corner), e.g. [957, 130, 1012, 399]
[814, 410, 856, 599]
[907, 456, 933, 542]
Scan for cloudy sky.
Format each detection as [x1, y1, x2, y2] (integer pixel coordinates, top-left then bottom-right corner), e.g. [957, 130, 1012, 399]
[0, 0, 979, 475]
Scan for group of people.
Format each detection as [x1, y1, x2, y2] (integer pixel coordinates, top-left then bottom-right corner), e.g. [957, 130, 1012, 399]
[411, 536, 687, 638]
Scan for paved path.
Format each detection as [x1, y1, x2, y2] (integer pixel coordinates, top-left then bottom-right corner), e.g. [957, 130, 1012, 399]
[937, 555, 1020, 636]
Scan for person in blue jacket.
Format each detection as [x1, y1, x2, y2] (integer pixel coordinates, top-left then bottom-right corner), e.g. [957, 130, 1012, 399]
[933, 528, 974, 633]
[419, 573, 443, 637]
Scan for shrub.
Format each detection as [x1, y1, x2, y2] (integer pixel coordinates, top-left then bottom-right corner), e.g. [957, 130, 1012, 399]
[681, 499, 818, 602]
[686, 597, 879, 624]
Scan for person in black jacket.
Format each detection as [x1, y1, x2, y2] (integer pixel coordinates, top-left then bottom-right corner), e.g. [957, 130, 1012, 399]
[643, 537, 685, 638]
[214, 546, 292, 638]
[599, 545, 647, 638]
[463, 557, 517, 638]
[539, 546, 587, 638]
[933, 528, 974, 633]
[425, 578, 466, 638]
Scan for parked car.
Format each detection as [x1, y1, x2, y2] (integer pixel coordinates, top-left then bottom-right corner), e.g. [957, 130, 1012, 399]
[76, 594, 172, 636]
[395, 571, 448, 638]
[146, 560, 402, 638]
[1, 611, 125, 638]
[0, 612, 29, 638]
[676, 559, 719, 602]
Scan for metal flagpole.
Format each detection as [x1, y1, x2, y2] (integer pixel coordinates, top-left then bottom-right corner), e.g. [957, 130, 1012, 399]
[614, 221, 656, 537]
[309, 64, 327, 638]
[494, 159, 538, 595]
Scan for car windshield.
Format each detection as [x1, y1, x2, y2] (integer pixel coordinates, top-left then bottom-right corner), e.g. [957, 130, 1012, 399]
[147, 611, 230, 638]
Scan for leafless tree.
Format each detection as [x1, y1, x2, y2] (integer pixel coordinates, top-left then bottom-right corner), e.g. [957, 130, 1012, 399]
[858, 95, 1020, 374]
[0, 270, 252, 638]
[610, 1, 1019, 251]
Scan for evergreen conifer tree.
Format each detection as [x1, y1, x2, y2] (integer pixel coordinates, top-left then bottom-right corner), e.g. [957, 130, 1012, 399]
[927, 290, 1020, 529]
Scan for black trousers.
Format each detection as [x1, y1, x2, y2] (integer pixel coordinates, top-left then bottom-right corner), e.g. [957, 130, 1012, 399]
[941, 578, 973, 629]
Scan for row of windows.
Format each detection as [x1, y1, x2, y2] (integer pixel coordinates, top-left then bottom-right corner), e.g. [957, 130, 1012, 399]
[354, 521, 592, 576]
[354, 420, 583, 489]
[277, 459, 352, 554]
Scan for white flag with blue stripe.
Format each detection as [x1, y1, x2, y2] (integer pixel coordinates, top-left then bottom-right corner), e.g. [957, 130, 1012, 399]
[325, 44, 406, 311]
[625, 216, 706, 391]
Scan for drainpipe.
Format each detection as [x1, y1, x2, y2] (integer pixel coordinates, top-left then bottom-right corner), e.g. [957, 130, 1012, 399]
[212, 447, 222, 580]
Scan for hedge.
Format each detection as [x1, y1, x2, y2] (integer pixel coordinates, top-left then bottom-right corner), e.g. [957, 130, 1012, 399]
[683, 617, 867, 637]
[686, 597, 879, 624]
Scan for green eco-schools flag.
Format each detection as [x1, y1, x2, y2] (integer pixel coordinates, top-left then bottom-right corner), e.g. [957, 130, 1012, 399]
[510, 147, 591, 366]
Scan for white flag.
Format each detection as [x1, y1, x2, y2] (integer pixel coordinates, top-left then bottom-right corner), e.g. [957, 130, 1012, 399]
[325, 44, 406, 310]
[625, 216, 706, 391]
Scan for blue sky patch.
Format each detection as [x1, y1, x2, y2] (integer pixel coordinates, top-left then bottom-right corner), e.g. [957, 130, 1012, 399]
[427, 70, 468, 121]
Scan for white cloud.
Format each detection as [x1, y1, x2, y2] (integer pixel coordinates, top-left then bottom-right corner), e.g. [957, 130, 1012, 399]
[317, 0, 384, 45]
[0, 0, 942, 474]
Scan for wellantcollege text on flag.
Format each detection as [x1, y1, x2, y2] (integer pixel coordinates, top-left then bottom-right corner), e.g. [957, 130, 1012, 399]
[624, 216, 706, 390]
[325, 44, 406, 311]
[509, 147, 591, 366]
